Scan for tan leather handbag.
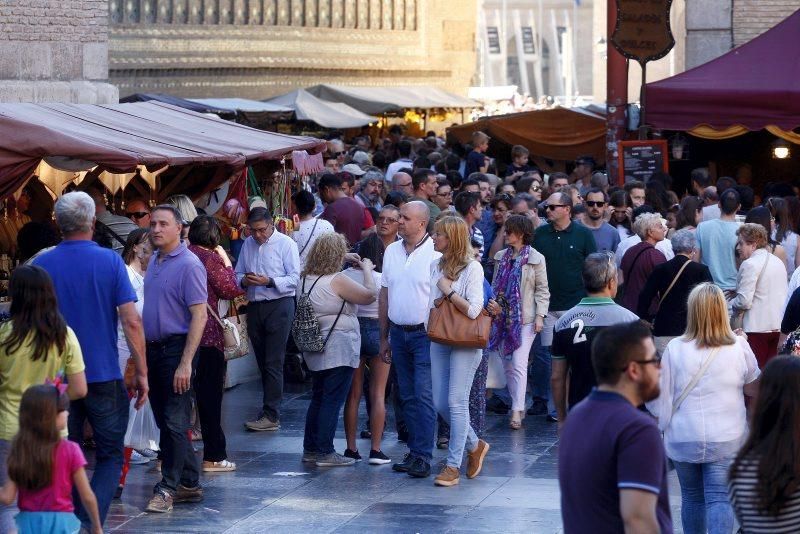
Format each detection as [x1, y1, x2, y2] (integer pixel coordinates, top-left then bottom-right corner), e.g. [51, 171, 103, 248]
[427, 297, 492, 349]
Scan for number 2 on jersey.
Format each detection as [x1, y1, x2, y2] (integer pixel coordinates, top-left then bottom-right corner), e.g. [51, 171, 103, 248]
[571, 319, 587, 344]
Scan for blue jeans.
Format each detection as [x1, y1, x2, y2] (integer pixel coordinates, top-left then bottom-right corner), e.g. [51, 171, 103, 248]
[673, 459, 735, 534]
[147, 336, 200, 495]
[529, 334, 556, 415]
[0, 439, 14, 533]
[390, 326, 435, 462]
[429, 342, 482, 468]
[67, 379, 128, 528]
[303, 366, 354, 454]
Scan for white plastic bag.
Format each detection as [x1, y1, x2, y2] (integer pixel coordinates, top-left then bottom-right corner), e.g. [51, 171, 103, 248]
[485, 351, 507, 389]
[124, 398, 160, 451]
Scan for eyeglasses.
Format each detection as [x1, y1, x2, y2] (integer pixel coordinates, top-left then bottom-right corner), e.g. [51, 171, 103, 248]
[633, 357, 662, 368]
[585, 201, 606, 208]
[546, 204, 567, 211]
[249, 225, 271, 234]
[377, 216, 399, 224]
[126, 211, 149, 220]
[437, 191, 453, 197]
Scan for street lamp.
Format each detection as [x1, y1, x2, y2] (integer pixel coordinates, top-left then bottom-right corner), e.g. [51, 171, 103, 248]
[772, 139, 791, 159]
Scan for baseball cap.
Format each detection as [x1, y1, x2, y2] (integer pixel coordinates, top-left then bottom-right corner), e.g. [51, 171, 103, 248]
[341, 163, 366, 176]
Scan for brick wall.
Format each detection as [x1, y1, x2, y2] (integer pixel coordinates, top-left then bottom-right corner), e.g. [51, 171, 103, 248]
[0, 0, 108, 82]
[733, 0, 800, 46]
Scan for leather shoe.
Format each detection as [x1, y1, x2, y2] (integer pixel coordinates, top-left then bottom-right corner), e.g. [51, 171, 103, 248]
[407, 457, 431, 478]
[392, 453, 414, 473]
[486, 396, 509, 415]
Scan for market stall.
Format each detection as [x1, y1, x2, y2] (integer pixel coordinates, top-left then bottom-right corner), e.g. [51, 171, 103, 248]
[265, 89, 379, 129]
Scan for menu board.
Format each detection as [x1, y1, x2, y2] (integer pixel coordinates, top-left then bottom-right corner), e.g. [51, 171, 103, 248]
[617, 140, 669, 184]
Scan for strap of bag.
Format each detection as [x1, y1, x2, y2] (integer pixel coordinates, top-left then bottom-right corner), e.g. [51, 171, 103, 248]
[206, 303, 226, 328]
[658, 259, 692, 307]
[95, 220, 126, 248]
[322, 300, 347, 347]
[671, 346, 721, 419]
[623, 245, 650, 284]
[298, 218, 320, 256]
[301, 275, 323, 296]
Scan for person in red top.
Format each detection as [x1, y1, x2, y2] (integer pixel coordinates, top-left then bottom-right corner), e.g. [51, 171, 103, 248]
[620, 213, 668, 313]
[187, 216, 244, 473]
[318, 174, 369, 247]
[0, 385, 102, 534]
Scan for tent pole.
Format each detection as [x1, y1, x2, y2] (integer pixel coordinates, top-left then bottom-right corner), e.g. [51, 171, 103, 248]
[606, 0, 628, 185]
[638, 61, 647, 140]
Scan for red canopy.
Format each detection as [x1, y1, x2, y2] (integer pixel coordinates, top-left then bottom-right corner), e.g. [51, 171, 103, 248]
[0, 101, 325, 199]
[646, 9, 800, 131]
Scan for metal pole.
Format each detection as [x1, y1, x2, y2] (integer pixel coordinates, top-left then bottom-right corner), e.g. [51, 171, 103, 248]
[606, 0, 628, 185]
[638, 61, 647, 140]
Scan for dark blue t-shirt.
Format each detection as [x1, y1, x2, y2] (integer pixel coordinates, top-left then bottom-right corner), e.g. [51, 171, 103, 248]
[34, 241, 136, 383]
[558, 390, 672, 533]
[465, 150, 486, 175]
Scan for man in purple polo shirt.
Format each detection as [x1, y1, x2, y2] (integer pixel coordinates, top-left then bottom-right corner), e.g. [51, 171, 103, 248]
[558, 321, 671, 533]
[143, 205, 208, 514]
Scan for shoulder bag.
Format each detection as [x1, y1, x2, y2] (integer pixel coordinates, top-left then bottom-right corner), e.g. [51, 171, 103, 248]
[207, 302, 249, 361]
[427, 268, 492, 348]
[669, 346, 721, 422]
[298, 218, 320, 257]
[617, 245, 650, 304]
[730, 254, 769, 331]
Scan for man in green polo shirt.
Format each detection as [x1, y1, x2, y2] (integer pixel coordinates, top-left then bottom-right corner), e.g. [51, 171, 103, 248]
[550, 252, 639, 428]
[528, 192, 597, 420]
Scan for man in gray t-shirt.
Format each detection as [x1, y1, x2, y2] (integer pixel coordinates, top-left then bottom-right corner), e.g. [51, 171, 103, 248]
[551, 252, 638, 425]
[581, 189, 621, 253]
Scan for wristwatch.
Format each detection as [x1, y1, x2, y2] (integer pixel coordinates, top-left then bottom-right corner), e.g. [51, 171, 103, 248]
[446, 290, 456, 301]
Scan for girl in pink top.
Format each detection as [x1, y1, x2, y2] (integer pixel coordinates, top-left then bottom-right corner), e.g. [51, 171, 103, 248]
[0, 384, 102, 534]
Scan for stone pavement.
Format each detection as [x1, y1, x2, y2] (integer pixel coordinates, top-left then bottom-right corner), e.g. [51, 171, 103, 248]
[105, 379, 684, 533]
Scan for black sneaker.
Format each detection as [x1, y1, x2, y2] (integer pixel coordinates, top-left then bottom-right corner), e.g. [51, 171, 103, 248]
[114, 484, 123, 499]
[360, 429, 372, 439]
[486, 396, 510, 415]
[407, 457, 431, 478]
[392, 453, 414, 472]
[436, 437, 449, 450]
[546, 413, 559, 423]
[397, 426, 409, 443]
[526, 400, 548, 416]
[344, 448, 362, 461]
[368, 450, 391, 465]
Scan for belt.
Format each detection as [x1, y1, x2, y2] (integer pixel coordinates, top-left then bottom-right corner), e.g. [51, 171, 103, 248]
[146, 334, 187, 350]
[250, 296, 293, 304]
[390, 321, 426, 332]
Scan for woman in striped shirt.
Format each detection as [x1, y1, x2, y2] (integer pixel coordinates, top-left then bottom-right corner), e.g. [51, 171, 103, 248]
[729, 355, 800, 533]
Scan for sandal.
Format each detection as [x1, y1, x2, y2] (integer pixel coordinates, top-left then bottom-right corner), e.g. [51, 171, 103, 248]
[509, 411, 523, 430]
[202, 459, 237, 472]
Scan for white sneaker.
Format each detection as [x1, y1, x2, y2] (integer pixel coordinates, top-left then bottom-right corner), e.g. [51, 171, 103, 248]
[129, 450, 150, 465]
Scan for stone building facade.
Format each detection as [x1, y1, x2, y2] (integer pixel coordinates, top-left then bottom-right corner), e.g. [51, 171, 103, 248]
[0, 0, 117, 103]
[109, 0, 477, 99]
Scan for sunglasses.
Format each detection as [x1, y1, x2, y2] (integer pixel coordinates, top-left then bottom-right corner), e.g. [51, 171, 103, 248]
[546, 204, 567, 211]
[585, 201, 606, 208]
[334, 151, 346, 157]
[531, 185, 542, 192]
[127, 211, 149, 219]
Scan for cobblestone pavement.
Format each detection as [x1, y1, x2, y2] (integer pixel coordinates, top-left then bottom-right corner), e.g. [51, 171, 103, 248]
[104, 379, 683, 533]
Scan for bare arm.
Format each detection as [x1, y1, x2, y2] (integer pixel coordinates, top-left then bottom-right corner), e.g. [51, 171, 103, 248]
[119, 301, 148, 409]
[331, 268, 376, 306]
[67, 371, 87, 401]
[620, 489, 660, 534]
[172, 303, 207, 395]
[74, 467, 102, 534]
[0, 479, 16, 506]
[379, 286, 391, 363]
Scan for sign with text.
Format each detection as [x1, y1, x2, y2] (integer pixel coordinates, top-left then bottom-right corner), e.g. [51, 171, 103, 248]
[617, 140, 668, 184]
[611, 0, 675, 64]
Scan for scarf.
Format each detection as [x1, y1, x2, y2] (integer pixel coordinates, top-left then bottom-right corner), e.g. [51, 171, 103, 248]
[488, 245, 530, 359]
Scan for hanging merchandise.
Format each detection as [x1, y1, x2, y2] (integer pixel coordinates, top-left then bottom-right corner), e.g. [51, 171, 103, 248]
[272, 156, 295, 235]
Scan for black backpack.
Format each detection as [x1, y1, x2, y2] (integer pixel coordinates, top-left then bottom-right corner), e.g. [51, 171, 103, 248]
[291, 276, 345, 353]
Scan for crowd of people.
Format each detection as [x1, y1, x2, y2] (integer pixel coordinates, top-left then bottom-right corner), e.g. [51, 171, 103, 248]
[2, 126, 800, 532]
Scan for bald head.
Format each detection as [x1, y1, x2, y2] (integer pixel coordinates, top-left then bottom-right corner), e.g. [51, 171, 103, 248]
[399, 200, 429, 241]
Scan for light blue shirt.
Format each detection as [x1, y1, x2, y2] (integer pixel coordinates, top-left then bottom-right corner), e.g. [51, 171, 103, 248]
[234, 231, 300, 301]
[696, 218, 739, 289]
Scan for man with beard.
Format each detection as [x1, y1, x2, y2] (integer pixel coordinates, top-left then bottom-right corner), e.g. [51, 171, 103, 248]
[550, 253, 638, 428]
[580, 189, 620, 253]
[558, 321, 671, 534]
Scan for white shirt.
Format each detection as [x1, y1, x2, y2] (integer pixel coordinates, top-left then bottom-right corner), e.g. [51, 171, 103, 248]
[787, 265, 800, 310]
[385, 158, 414, 182]
[117, 265, 144, 372]
[234, 232, 300, 301]
[730, 248, 788, 332]
[343, 267, 381, 319]
[292, 217, 334, 271]
[427, 259, 484, 328]
[614, 234, 674, 269]
[648, 336, 759, 463]
[381, 236, 441, 325]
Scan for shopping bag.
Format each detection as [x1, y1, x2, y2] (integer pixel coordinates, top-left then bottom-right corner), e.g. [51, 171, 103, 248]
[124, 398, 160, 451]
[485, 351, 507, 389]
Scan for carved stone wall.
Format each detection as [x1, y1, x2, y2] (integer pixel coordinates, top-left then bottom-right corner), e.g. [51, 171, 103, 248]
[109, 0, 476, 99]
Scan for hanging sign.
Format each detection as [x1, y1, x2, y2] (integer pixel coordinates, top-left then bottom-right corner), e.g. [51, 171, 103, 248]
[618, 140, 669, 184]
[611, 0, 675, 65]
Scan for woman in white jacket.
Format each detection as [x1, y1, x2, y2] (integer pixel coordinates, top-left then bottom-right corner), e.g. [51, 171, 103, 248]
[428, 216, 489, 488]
[728, 223, 788, 368]
[650, 283, 759, 534]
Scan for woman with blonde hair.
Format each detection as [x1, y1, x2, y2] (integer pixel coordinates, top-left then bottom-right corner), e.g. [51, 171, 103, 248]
[649, 282, 760, 534]
[486, 215, 549, 430]
[300, 233, 376, 468]
[167, 194, 198, 240]
[729, 222, 787, 368]
[428, 215, 489, 487]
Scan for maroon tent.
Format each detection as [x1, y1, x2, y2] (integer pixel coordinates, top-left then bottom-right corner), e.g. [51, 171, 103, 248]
[0, 101, 326, 199]
[646, 9, 800, 131]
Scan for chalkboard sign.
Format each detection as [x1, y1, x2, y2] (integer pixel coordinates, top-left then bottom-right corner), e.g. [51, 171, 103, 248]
[617, 140, 669, 185]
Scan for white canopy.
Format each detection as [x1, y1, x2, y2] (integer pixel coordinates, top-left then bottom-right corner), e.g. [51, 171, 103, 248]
[265, 89, 378, 129]
[187, 98, 292, 113]
[305, 84, 479, 115]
